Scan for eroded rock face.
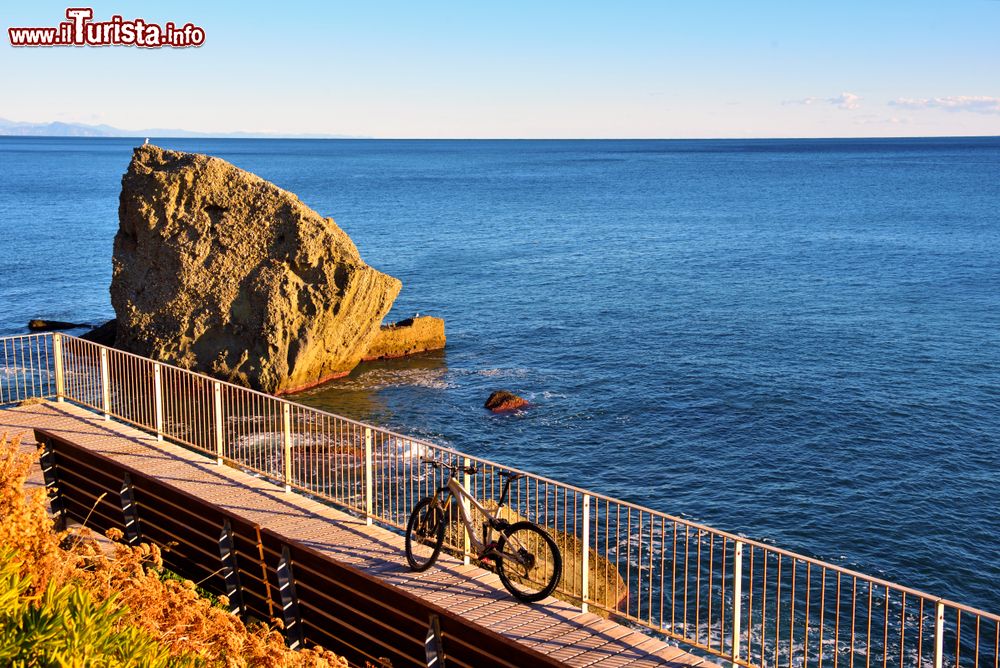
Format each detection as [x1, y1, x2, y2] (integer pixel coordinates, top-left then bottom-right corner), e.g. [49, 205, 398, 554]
[111, 145, 401, 394]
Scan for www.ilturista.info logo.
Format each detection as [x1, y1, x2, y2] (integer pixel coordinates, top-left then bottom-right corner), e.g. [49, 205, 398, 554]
[8, 8, 205, 48]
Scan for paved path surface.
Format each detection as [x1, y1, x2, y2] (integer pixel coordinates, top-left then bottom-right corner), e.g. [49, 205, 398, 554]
[1, 401, 718, 667]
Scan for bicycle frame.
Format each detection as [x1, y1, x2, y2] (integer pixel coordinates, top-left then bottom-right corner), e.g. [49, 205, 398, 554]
[431, 473, 522, 564]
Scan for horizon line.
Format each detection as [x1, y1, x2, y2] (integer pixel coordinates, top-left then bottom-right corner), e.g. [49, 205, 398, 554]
[3, 133, 1000, 141]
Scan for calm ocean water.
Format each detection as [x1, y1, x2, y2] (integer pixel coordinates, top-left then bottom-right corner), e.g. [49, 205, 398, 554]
[1, 136, 998, 612]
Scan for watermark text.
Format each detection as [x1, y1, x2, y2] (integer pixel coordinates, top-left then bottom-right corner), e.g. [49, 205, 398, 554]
[8, 8, 205, 48]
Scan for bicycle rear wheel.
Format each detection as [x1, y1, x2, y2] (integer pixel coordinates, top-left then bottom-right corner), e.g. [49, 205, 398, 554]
[496, 521, 562, 602]
[405, 496, 446, 571]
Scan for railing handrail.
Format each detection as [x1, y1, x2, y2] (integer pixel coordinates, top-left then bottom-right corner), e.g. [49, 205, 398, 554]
[3, 330, 998, 665]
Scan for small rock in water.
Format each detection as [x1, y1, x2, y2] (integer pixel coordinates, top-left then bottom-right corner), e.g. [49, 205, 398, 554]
[484, 390, 529, 413]
[28, 319, 91, 331]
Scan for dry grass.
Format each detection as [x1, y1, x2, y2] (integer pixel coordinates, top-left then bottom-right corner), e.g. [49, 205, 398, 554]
[0, 432, 349, 667]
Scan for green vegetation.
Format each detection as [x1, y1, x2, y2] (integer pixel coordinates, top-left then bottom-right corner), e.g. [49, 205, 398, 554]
[0, 433, 348, 667]
[0, 550, 174, 667]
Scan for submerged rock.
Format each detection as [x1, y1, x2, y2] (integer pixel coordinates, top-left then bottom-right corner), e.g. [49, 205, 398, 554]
[111, 144, 401, 394]
[362, 315, 446, 361]
[484, 390, 529, 413]
[28, 319, 91, 331]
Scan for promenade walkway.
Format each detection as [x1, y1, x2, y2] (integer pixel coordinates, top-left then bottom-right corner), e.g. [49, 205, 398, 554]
[1, 401, 716, 668]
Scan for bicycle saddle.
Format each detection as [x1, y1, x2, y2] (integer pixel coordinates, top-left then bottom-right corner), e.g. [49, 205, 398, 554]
[498, 470, 525, 481]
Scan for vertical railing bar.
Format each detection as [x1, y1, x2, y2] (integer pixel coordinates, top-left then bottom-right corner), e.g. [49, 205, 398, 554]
[672, 520, 678, 632]
[708, 532, 715, 650]
[835, 569, 842, 668]
[695, 526, 702, 641]
[26, 334, 37, 399]
[720, 537, 728, 655]
[790, 559, 797, 668]
[762, 550, 769, 668]
[993, 619, 998, 668]
[748, 546, 755, 662]
[99, 347, 111, 420]
[732, 539, 743, 666]
[775, 555, 783, 668]
[213, 382, 224, 465]
[625, 507, 632, 619]
[605, 501, 611, 617]
[957, 610, 963, 668]
[683, 523, 689, 633]
[615, 503, 620, 615]
[805, 563, 812, 668]
[660, 516, 667, 634]
[898, 593, 906, 668]
[850, 577, 858, 668]
[582, 493, 591, 613]
[933, 601, 944, 668]
[974, 615, 980, 668]
[1, 338, 8, 403]
[282, 402, 292, 492]
[364, 427, 373, 526]
[461, 458, 471, 565]
[866, 582, 873, 668]
[53, 333, 65, 402]
[883, 586, 889, 668]
[153, 362, 163, 441]
[45, 335, 53, 397]
[636, 510, 643, 621]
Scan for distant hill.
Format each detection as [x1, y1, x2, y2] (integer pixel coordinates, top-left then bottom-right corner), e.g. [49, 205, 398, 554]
[0, 118, 364, 139]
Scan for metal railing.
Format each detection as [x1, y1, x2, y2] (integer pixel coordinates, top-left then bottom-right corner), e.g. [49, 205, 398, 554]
[2, 331, 998, 668]
[0, 333, 55, 405]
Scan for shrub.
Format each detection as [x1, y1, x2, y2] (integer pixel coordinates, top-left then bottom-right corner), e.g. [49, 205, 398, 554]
[0, 433, 348, 667]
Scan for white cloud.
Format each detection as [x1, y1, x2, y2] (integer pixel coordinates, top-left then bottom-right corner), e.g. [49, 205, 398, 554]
[889, 96, 1000, 114]
[828, 92, 862, 110]
[783, 92, 861, 110]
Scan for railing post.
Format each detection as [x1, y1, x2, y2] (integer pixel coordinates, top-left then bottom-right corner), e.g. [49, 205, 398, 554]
[213, 382, 224, 465]
[152, 363, 163, 441]
[99, 348, 111, 420]
[364, 427, 373, 526]
[463, 457, 471, 566]
[582, 493, 591, 613]
[282, 403, 292, 493]
[732, 540, 744, 666]
[933, 601, 945, 668]
[52, 333, 65, 402]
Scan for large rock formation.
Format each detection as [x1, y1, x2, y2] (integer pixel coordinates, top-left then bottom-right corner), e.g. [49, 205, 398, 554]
[111, 145, 401, 394]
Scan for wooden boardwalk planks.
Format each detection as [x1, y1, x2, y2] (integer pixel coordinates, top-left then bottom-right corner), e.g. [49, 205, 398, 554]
[0, 401, 716, 667]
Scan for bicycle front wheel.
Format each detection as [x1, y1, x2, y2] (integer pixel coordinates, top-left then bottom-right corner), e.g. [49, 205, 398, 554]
[405, 496, 446, 571]
[496, 521, 562, 602]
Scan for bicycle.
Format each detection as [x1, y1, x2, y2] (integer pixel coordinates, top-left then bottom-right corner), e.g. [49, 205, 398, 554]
[404, 458, 563, 603]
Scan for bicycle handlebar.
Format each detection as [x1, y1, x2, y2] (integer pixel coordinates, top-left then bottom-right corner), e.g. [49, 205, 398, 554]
[421, 457, 478, 475]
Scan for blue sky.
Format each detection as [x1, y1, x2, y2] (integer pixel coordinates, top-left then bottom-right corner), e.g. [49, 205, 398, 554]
[2, 1, 999, 138]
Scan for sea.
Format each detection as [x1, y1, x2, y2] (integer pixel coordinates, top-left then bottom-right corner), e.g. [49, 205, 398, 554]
[1, 136, 997, 614]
